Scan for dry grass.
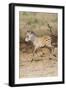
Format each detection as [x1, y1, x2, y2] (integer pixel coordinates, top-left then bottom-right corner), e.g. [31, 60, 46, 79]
[19, 12, 58, 78]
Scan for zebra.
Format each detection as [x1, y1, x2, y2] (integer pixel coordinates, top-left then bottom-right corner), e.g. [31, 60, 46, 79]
[25, 31, 54, 61]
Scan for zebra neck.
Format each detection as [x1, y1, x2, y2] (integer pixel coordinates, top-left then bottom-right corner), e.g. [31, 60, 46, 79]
[30, 35, 36, 44]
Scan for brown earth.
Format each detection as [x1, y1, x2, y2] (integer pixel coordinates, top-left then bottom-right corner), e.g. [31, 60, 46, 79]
[19, 43, 58, 78]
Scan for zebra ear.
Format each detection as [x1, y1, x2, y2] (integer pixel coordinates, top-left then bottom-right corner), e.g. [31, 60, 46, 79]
[27, 30, 30, 33]
[31, 31, 34, 34]
[27, 31, 31, 34]
[31, 31, 37, 36]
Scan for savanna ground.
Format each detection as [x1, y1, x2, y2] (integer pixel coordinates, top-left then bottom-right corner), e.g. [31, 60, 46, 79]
[19, 12, 58, 78]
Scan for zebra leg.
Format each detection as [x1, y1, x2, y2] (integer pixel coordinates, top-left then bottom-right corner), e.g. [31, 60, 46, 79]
[47, 42, 54, 53]
[48, 46, 55, 60]
[31, 47, 36, 62]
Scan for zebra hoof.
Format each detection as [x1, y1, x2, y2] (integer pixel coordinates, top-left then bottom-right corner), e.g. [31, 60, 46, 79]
[53, 54, 56, 57]
[49, 57, 52, 60]
[31, 58, 34, 62]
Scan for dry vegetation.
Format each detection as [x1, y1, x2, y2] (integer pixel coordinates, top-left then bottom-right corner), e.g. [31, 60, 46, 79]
[19, 12, 58, 78]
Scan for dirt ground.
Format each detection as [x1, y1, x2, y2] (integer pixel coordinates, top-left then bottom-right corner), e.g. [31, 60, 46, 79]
[19, 43, 58, 78]
[19, 12, 58, 78]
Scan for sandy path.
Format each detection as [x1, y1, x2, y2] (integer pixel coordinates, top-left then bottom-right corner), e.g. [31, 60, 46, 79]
[19, 47, 58, 78]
